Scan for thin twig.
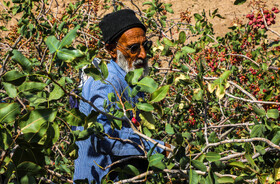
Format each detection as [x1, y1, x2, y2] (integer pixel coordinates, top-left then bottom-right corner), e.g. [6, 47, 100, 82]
[104, 156, 146, 170]
[261, 8, 280, 38]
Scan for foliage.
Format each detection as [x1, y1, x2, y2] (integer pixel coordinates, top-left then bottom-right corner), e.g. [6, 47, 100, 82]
[0, 0, 280, 183]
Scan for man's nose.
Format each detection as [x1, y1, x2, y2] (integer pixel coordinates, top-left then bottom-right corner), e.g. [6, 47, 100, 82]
[138, 45, 147, 60]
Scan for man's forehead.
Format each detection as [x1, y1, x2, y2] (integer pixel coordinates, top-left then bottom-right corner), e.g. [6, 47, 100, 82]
[119, 27, 146, 44]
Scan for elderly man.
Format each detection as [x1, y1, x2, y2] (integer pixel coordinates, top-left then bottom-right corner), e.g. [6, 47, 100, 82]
[73, 9, 165, 183]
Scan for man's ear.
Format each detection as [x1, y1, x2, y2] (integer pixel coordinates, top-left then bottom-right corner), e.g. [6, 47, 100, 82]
[105, 43, 117, 59]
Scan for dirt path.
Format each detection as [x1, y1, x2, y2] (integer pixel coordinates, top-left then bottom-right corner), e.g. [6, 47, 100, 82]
[1, 0, 280, 38]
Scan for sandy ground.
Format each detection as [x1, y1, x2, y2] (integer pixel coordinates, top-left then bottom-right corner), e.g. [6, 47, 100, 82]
[1, 0, 280, 39]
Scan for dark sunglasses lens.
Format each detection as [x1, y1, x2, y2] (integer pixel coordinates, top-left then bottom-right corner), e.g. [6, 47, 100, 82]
[130, 44, 140, 54]
[144, 41, 152, 51]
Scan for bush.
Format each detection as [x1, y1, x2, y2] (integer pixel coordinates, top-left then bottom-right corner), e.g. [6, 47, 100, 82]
[0, 0, 280, 183]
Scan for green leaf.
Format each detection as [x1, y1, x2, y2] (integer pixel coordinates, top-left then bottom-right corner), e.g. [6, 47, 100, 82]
[99, 60, 108, 79]
[267, 109, 279, 119]
[194, 13, 203, 21]
[150, 85, 170, 103]
[20, 175, 36, 184]
[12, 50, 32, 72]
[76, 128, 95, 141]
[234, 0, 246, 5]
[271, 131, 280, 145]
[123, 165, 140, 176]
[250, 124, 266, 137]
[143, 2, 153, 6]
[23, 121, 49, 144]
[178, 31, 186, 44]
[136, 77, 158, 93]
[3, 82, 17, 98]
[165, 5, 174, 14]
[17, 161, 44, 177]
[49, 77, 65, 101]
[51, 122, 60, 144]
[65, 108, 86, 126]
[57, 48, 84, 62]
[19, 109, 57, 134]
[148, 153, 165, 170]
[165, 124, 174, 135]
[220, 70, 231, 81]
[140, 112, 155, 130]
[189, 169, 199, 184]
[252, 106, 266, 117]
[136, 103, 154, 112]
[84, 67, 102, 81]
[125, 68, 144, 85]
[0, 126, 12, 150]
[18, 82, 47, 92]
[245, 154, 258, 171]
[0, 103, 20, 124]
[205, 152, 221, 162]
[59, 25, 80, 49]
[182, 46, 195, 54]
[2, 70, 26, 82]
[229, 161, 246, 169]
[163, 37, 174, 47]
[45, 36, 60, 54]
[191, 160, 207, 172]
[217, 177, 234, 183]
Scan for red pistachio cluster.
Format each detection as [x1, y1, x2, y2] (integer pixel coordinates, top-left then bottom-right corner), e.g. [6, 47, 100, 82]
[246, 7, 279, 29]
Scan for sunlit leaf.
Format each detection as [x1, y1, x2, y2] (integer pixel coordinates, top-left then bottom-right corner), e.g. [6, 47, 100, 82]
[99, 60, 108, 79]
[229, 161, 246, 169]
[189, 169, 199, 184]
[12, 50, 32, 72]
[45, 36, 60, 54]
[65, 108, 85, 126]
[140, 112, 155, 130]
[0, 103, 20, 124]
[136, 103, 154, 112]
[178, 31, 186, 44]
[49, 77, 65, 101]
[150, 85, 169, 103]
[267, 109, 279, 119]
[182, 46, 195, 53]
[205, 152, 221, 162]
[3, 82, 17, 98]
[84, 67, 102, 81]
[148, 153, 165, 170]
[191, 160, 207, 172]
[163, 37, 174, 47]
[2, 70, 26, 83]
[125, 68, 143, 86]
[19, 109, 57, 134]
[18, 82, 47, 92]
[217, 177, 234, 183]
[165, 124, 174, 135]
[252, 106, 266, 117]
[59, 25, 80, 49]
[136, 77, 158, 93]
[57, 48, 84, 62]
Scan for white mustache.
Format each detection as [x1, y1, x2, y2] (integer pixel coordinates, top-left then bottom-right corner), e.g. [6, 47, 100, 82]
[133, 59, 146, 66]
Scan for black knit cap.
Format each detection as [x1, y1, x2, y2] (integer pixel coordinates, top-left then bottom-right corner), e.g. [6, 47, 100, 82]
[99, 9, 146, 43]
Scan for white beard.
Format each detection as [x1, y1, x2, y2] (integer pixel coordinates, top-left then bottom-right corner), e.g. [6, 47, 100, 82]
[116, 50, 149, 77]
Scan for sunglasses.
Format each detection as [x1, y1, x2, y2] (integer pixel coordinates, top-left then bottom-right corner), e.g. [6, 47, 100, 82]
[116, 40, 153, 54]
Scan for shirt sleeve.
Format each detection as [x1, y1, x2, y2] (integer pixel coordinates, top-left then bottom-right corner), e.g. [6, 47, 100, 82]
[92, 114, 164, 156]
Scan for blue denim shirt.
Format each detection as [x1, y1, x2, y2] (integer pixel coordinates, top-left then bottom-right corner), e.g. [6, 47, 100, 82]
[73, 59, 163, 183]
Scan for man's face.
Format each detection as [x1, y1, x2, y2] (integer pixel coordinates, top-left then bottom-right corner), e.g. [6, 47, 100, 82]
[114, 27, 149, 74]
